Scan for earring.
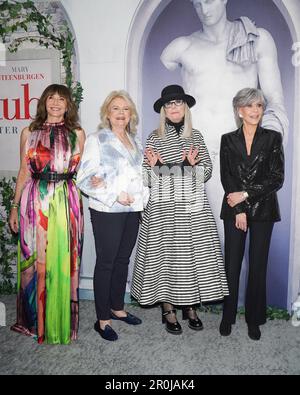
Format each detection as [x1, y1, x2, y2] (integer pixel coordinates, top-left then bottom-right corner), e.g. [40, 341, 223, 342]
[239, 114, 243, 118]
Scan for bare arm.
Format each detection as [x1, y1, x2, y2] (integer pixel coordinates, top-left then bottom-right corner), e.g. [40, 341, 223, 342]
[256, 28, 289, 143]
[75, 128, 86, 157]
[161, 36, 191, 71]
[9, 127, 31, 233]
[13, 127, 31, 204]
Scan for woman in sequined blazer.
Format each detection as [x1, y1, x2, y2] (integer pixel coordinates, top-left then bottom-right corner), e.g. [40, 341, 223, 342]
[219, 88, 284, 341]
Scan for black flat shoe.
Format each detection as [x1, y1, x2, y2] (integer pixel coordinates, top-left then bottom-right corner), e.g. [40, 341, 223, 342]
[162, 309, 182, 335]
[111, 311, 142, 325]
[182, 307, 203, 331]
[94, 321, 118, 341]
[248, 324, 261, 341]
[219, 320, 232, 336]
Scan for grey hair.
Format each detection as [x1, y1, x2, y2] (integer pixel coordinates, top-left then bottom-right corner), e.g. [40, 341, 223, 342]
[157, 103, 193, 139]
[233, 88, 266, 128]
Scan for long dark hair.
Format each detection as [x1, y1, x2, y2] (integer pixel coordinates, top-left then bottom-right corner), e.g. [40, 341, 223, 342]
[29, 84, 81, 131]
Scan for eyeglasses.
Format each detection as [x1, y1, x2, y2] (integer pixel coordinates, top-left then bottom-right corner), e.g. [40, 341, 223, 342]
[164, 100, 184, 109]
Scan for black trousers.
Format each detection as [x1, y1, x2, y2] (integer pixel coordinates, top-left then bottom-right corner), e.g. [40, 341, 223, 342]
[90, 209, 140, 321]
[222, 220, 274, 326]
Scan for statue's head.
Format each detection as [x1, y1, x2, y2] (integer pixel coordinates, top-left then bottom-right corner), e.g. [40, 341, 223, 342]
[190, 0, 228, 26]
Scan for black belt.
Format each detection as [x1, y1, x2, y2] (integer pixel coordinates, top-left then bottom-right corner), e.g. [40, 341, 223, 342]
[32, 172, 75, 182]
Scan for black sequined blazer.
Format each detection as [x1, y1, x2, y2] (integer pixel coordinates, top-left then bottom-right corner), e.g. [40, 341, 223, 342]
[220, 126, 284, 222]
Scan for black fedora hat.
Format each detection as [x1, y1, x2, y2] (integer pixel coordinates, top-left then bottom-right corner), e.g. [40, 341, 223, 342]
[154, 85, 196, 113]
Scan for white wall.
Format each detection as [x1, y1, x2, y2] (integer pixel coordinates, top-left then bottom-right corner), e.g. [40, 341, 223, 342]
[60, 0, 140, 295]
[61, 0, 140, 133]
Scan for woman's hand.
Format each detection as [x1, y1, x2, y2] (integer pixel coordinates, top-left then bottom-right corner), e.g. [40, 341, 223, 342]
[145, 147, 164, 168]
[90, 176, 105, 188]
[227, 192, 246, 207]
[235, 213, 247, 232]
[9, 208, 19, 233]
[117, 191, 135, 206]
[182, 145, 200, 166]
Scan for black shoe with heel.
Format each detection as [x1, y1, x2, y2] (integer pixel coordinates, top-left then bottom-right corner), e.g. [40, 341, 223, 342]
[182, 307, 203, 331]
[162, 308, 182, 335]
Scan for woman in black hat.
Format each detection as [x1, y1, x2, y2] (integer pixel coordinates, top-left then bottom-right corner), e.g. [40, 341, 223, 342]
[131, 85, 228, 335]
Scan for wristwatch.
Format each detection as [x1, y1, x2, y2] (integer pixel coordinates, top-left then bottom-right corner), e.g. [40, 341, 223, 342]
[243, 191, 249, 200]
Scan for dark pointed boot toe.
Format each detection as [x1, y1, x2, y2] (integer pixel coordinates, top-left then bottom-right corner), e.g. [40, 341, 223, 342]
[247, 324, 261, 341]
[219, 320, 232, 336]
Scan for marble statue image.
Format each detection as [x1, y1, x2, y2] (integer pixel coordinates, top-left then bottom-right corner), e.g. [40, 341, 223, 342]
[161, 0, 289, 233]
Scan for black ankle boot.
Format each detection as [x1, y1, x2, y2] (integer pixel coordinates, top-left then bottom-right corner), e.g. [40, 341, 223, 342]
[161, 308, 182, 335]
[182, 307, 203, 331]
[247, 324, 261, 341]
[219, 320, 232, 336]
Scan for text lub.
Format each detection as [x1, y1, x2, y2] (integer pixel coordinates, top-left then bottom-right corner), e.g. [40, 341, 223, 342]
[0, 83, 39, 121]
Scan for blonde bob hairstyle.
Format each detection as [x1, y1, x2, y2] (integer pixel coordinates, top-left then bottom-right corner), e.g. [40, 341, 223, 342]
[99, 90, 139, 134]
[157, 103, 193, 139]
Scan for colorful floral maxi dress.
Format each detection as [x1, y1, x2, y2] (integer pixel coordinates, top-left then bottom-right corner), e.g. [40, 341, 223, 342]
[11, 121, 84, 345]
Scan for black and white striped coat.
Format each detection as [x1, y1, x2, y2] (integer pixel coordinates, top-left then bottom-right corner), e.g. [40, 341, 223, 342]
[131, 124, 229, 305]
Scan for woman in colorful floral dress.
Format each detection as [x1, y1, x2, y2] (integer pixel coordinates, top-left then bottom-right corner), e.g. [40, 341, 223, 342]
[9, 84, 85, 345]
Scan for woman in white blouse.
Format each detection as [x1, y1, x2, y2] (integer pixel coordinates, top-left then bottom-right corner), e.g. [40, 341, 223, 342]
[77, 90, 149, 341]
